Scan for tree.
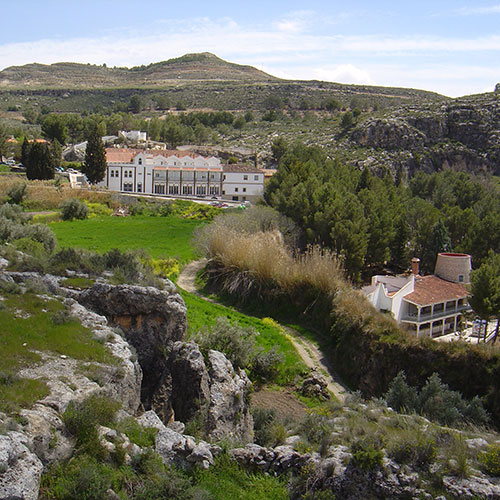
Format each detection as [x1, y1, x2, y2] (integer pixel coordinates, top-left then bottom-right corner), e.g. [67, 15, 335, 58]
[128, 95, 143, 113]
[21, 137, 30, 166]
[25, 142, 54, 180]
[82, 128, 107, 184]
[469, 251, 500, 343]
[41, 114, 68, 145]
[271, 137, 287, 164]
[340, 111, 354, 131]
[49, 140, 62, 168]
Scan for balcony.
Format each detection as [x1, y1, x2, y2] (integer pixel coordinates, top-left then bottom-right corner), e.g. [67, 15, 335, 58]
[401, 304, 470, 323]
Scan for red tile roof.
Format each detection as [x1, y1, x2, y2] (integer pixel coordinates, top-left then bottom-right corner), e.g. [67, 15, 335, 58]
[404, 275, 469, 306]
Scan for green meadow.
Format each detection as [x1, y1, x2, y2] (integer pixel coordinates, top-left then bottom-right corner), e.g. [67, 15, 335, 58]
[50, 215, 202, 262]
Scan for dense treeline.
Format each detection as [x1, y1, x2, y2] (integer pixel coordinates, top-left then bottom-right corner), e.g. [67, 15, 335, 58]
[265, 142, 500, 281]
[20, 110, 248, 149]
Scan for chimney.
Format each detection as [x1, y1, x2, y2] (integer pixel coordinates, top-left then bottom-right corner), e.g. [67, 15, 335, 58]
[411, 257, 420, 276]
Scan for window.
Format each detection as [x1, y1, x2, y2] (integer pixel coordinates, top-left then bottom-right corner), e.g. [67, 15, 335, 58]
[110, 170, 114, 178]
[222, 190, 225, 195]
[254, 175, 259, 181]
[182, 185, 193, 195]
[210, 174, 215, 179]
[232, 196, 239, 201]
[458, 275, 464, 283]
[124, 171, 128, 178]
[137, 183, 142, 193]
[196, 185, 207, 196]
[155, 173, 160, 178]
[168, 185, 179, 195]
[209, 186, 219, 195]
[138, 158, 143, 165]
[243, 175, 248, 180]
[234, 187, 238, 192]
[223, 175, 226, 180]
[242, 188, 246, 193]
[154, 184, 165, 194]
[123, 183, 133, 192]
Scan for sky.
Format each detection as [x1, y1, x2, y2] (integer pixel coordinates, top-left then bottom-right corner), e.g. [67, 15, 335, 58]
[1, 0, 500, 97]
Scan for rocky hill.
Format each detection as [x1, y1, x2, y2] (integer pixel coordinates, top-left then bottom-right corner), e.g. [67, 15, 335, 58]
[0, 53, 278, 89]
[349, 90, 500, 176]
[0, 52, 445, 113]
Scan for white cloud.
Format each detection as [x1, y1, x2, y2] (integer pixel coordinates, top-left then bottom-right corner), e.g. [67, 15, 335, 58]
[0, 16, 498, 97]
[456, 4, 500, 15]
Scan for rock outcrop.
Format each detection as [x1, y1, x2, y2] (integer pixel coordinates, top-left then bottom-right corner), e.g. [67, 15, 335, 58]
[0, 431, 43, 500]
[351, 93, 500, 176]
[78, 282, 187, 420]
[167, 342, 254, 443]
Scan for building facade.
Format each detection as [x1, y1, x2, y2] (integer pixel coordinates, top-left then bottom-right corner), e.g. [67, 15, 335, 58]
[364, 253, 472, 338]
[100, 149, 264, 201]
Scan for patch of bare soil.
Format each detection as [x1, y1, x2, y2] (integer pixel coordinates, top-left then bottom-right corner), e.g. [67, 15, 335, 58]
[251, 389, 308, 420]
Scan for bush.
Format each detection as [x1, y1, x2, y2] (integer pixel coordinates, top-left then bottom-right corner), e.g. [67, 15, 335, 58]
[6, 182, 27, 205]
[387, 430, 436, 470]
[11, 237, 46, 260]
[59, 198, 88, 221]
[0, 203, 31, 224]
[479, 444, 500, 476]
[350, 441, 384, 470]
[384, 371, 490, 427]
[63, 394, 120, 452]
[194, 317, 256, 369]
[85, 202, 113, 218]
[251, 347, 284, 381]
[12, 223, 57, 254]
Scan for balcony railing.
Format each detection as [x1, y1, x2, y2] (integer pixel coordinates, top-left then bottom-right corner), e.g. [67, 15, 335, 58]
[401, 304, 470, 323]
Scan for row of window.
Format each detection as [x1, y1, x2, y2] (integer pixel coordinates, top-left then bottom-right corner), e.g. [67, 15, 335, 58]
[151, 184, 221, 196]
[222, 174, 260, 181]
[110, 170, 134, 178]
[234, 187, 247, 193]
[112, 170, 260, 182]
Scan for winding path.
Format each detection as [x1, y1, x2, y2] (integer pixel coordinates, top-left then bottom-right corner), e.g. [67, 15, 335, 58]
[176, 260, 348, 402]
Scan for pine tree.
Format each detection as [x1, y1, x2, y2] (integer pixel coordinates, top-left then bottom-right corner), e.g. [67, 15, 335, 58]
[82, 128, 107, 184]
[25, 142, 54, 180]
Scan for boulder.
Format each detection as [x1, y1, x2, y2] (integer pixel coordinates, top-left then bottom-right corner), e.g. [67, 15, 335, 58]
[301, 370, 330, 400]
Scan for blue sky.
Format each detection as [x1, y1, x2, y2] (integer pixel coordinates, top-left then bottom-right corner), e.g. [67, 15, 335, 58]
[2, 1, 500, 97]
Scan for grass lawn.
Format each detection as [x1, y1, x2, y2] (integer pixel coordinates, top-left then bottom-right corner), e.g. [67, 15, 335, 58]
[50, 215, 203, 263]
[180, 289, 307, 385]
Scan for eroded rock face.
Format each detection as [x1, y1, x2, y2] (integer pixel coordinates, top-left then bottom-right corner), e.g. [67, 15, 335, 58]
[206, 350, 253, 443]
[0, 431, 43, 500]
[78, 283, 187, 417]
[166, 343, 253, 443]
[168, 342, 210, 422]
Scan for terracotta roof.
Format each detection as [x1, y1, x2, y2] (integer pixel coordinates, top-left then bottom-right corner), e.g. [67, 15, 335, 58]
[404, 275, 469, 306]
[223, 164, 261, 173]
[106, 148, 140, 163]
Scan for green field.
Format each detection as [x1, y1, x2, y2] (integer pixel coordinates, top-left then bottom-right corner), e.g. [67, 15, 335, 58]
[181, 290, 307, 385]
[50, 215, 203, 262]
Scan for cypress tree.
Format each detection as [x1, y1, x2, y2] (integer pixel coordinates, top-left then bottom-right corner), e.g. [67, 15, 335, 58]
[83, 128, 107, 184]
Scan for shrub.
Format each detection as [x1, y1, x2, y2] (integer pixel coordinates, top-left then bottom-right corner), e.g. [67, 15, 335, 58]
[350, 441, 384, 470]
[63, 394, 120, 452]
[49, 247, 104, 275]
[194, 317, 256, 369]
[384, 371, 490, 427]
[11, 237, 46, 260]
[59, 198, 88, 221]
[252, 407, 287, 447]
[251, 347, 284, 381]
[150, 257, 180, 279]
[479, 444, 500, 476]
[387, 430, 436, 470]
[6, 182, 27, 205]
[0, 203, 31, 224]
[85, 202, 113, 218]
[12, 223, 57, 254]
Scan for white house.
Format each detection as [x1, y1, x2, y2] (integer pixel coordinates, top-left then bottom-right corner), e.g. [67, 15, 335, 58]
[118, 130, 147, 143]
[364, 253, 472, 338]
[100, 148, 265, 201]
[222, 164, 265, 202]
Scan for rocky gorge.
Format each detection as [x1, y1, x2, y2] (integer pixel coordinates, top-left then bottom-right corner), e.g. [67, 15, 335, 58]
[2, 264, 500, 499]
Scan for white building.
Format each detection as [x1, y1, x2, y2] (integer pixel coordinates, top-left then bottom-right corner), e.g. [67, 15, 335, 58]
[364, 253, 472, 338]
[100, 148, 264, 201]
[222, 164, 265, 202]
[118, 130, 147, 143]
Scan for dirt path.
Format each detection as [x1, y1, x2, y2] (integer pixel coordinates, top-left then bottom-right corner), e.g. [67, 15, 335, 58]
[176, 260, 348, 402]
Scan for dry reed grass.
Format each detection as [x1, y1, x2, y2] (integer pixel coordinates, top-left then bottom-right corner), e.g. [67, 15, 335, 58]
[201, 222, 345, 296]
[0, 176, 111, 210]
